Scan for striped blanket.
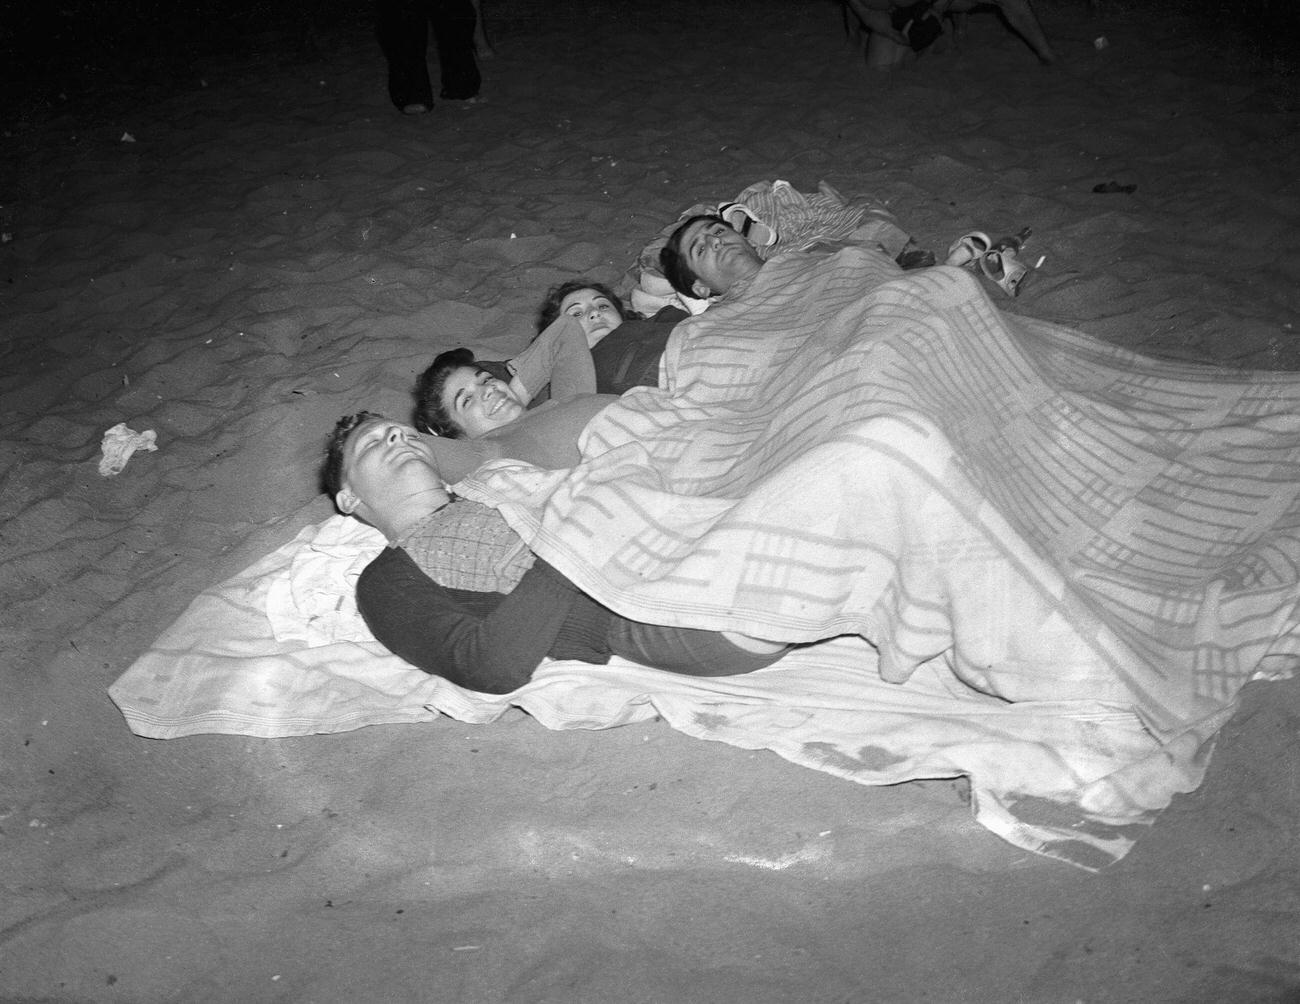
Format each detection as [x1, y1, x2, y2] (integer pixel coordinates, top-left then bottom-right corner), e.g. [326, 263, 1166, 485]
[456, 246, 1300, 859]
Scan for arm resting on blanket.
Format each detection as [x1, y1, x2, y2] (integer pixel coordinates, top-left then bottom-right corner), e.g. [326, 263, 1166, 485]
[356, 547, 599, 693]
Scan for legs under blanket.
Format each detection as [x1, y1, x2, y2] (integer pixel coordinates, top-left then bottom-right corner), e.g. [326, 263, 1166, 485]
[111, 515, 1224, 871]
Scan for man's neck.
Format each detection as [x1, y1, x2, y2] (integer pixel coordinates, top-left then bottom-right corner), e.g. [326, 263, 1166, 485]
[377, 487, 452, 542]
[717, 257, 763, 298]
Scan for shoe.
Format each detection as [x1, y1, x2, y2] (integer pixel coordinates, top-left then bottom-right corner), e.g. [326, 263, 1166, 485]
[979, 246, 1033, 297]
[896, 247, 936, 270]
[978, 228, 1035, 297]
[948, 227, 1036, 296]
[717, 202, 777, 248]
[891, 0, 944, 51]
[945, 231, 991, 268]
[402, 102, 431, 115]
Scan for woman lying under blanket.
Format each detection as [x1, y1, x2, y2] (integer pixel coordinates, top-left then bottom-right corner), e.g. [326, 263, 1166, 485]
[421, 178, 929, 439]
[323, 412, 789, 692]
[507, 279, 687, 402]
[312, 219, 875, 610]
[413, 347, 619, 444]
[408, 207, 1024, 489]
[388, 391, 616, 486]
[393, 299, 674, 481]
[413, 221, 781, 446]
[425, 280, 686, 437]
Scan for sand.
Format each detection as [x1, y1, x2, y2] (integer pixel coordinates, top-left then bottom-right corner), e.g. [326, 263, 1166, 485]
[3, 0, 1300, 1000]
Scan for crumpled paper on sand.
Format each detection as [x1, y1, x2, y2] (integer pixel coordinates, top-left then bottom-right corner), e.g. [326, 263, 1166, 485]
[98, 423, 157, 477]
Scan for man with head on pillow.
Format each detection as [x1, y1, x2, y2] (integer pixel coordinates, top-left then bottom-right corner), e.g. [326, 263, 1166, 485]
[658, 212, 935, 305]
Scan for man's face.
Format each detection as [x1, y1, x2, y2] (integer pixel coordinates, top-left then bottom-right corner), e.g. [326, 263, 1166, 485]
[439, 367, 526, 438]
[337, 417, 445, 520]
[680, 218, 763, 297]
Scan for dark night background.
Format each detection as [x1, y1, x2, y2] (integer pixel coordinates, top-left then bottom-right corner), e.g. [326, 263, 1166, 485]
[1, 0, 1296, 118]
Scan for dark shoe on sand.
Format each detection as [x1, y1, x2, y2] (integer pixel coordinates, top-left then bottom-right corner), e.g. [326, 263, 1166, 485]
[896, 247, 937, 270]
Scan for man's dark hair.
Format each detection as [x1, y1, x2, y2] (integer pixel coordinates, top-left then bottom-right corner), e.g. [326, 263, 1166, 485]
[659, 214, 725, 298]
[536, 279, 626, 334]
[321, 410, 386, 500]
[414, 347, 486, 438]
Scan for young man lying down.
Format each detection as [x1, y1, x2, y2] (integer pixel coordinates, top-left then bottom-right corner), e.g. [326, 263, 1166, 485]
[322, 412, 790, 693]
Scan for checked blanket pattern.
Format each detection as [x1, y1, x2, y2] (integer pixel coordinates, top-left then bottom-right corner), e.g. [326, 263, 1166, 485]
[459, 246, 1300, 866]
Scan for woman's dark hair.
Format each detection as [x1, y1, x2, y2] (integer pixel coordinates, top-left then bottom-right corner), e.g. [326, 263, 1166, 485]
[414, 348, 485, 438]
[536, 279, 626, 334]
[322, 410, 385, 500]
[659, 214, 725, 298]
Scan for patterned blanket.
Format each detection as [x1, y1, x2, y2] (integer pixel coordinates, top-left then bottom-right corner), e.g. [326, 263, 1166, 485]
[457, 247, 1300, 856]
[110, 246, 1300, 870]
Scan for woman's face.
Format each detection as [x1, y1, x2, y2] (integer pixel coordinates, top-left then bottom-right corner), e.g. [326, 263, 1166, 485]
[558, 287, 624, 347]
[439, 366, 527, 438]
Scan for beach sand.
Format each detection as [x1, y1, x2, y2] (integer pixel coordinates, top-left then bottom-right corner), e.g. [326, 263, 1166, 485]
[3, 0, 1300, 999]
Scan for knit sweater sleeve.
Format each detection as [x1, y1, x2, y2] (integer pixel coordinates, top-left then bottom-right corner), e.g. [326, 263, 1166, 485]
[508, 314, 597, 402]
[356, 547, 588, 694]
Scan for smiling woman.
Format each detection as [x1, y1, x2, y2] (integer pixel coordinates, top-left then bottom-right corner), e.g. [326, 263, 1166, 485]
[414, 347, 527, 439]
[402, 349, 618, 481]
[447, 367, 525, 435]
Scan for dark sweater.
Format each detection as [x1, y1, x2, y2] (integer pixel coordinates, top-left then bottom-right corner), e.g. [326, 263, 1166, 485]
[356, 547, 612, 694]
[590, 306, 685, 393]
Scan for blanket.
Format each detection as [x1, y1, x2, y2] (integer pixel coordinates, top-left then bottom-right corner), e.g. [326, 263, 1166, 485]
[110, 246, 1300, 871]
[455, 247, 1300, 859]
[111, 514, 1202, 871]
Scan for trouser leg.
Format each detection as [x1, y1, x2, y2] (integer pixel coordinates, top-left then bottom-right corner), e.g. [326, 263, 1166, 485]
[376, 0, 434, 109]
[429, 0, 481, 99]
[993, 0, 1056, 64]
[608, 618, 790, 677]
